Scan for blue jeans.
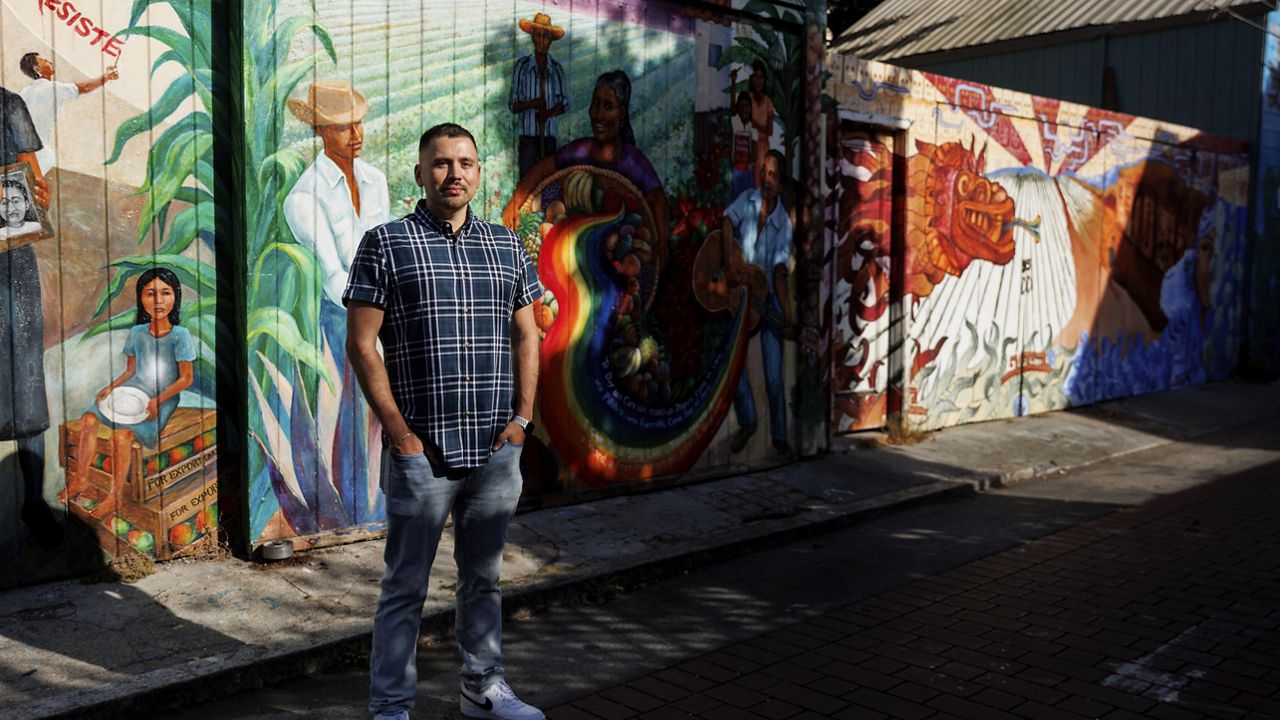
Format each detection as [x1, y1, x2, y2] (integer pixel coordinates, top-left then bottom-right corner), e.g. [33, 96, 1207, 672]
[368, 443, 524, 716]
[734, 322, 787, 445]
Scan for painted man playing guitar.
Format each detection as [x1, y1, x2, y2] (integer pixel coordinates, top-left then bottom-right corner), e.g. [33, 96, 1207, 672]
[692, 150, 794, 455]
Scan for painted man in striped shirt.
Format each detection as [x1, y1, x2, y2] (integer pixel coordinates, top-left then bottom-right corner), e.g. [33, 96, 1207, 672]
[508, 12, 568, 178]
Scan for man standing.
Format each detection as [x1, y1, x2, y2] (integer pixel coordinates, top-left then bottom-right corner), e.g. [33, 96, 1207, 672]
[722, 150, 794, 456]
[508, 12, 568, 178]
[284, 80, 389, 501]
[18, 53, 118, 172]
[345, 123, 544, 720]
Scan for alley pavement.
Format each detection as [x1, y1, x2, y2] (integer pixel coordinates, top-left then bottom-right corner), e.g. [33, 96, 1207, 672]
[547, 456, 1280, 720]
[1, 381, 1278, 720]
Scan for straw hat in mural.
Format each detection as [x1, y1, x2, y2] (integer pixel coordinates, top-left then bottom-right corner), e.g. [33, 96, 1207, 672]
[519, 12, 564, 39]
[287, 80, 368, 127]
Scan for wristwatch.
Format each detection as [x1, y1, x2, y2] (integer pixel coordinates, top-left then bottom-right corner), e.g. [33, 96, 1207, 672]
[512, 415, 535, 434]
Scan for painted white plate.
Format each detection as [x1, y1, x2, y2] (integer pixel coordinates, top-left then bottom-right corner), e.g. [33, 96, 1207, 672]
[99, 386, 150, 425]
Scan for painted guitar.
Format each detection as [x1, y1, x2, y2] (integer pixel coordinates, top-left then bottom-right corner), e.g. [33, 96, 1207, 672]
[692, 229, 786, 332]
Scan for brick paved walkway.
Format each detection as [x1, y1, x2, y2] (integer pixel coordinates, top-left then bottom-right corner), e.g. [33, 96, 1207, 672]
[547, 461, 1280, 720]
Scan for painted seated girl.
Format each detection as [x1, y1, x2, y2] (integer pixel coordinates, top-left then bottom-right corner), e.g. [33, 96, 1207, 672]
[67, 267, 195, 519]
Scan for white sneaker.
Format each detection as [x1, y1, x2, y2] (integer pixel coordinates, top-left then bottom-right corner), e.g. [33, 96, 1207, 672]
[459, 680, 545, 720]
[373, 710, 409, 720]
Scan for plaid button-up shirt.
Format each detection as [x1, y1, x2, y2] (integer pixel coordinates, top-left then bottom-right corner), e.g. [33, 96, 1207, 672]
[343, 201, 543, 468]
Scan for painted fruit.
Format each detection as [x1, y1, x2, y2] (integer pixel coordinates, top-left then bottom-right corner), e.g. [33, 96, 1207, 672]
[631, 240, 653, 262]
[545, 200, 566, 223]
[534, 303, 555, 331]
[134, 531, 155, 555]
[170, 522, 195, 548]
[127, 529, 143, 546]
[610, 347, 642, 378]
[112, 517, 130, 536]
[192, 435, 205, 452]
[195, 507, 218, 535]
[601, 189, 623, 213]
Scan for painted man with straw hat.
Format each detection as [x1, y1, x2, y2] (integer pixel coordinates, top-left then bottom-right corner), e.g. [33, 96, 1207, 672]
[283, 80, 390, 501]
[508, 12, 569, 178]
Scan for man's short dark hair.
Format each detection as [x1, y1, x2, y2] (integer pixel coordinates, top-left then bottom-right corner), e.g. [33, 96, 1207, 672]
[419, 123, 477, 153]
[19, 53, 41, 80]
[764, 149, 787, 178]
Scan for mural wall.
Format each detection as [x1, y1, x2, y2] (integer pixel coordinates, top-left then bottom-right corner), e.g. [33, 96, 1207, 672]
[244, 0, 815, 549]
[827, 56, 1251, 433]
[1252, 10, 1280, 376]
[1, 0, 218, 586]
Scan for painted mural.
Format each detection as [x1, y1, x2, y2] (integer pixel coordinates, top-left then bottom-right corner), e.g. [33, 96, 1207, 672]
[244, 0, 812, 549]
[827, 57, 1251, 433]
[1, 0, 218, 586]
[1252, 10, 1280, 377]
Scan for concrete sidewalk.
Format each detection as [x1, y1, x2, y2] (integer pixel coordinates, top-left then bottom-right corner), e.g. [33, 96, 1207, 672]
[1, 382, 1277, 720]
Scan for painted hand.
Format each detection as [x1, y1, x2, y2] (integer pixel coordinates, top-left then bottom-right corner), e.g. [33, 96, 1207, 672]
[31, 176, 50, 210]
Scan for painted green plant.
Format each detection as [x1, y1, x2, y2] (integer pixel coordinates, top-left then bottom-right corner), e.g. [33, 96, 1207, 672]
[242, 0, 372, 539]
[716, 0, 805, 162]
[90, 0, 364, 538]
[88, 0, 218, 401]
[242, 0, 336, 389]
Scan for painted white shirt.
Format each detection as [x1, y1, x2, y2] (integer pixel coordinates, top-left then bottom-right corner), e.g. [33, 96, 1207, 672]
[283, 152, 389, 307]
[19, 79, 79, 171]
[0, 220, 43, 238]
[724, 187, 792, 298]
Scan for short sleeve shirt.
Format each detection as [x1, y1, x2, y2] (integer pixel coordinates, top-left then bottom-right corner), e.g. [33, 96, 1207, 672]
[343, 202, 543, 468]
[20, 79, 78, 170]
[724, 188, 792, 299]
[0, 87, 42, 165]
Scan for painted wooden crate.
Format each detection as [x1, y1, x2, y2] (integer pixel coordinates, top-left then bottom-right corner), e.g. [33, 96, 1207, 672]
[57, 408, 218, 560]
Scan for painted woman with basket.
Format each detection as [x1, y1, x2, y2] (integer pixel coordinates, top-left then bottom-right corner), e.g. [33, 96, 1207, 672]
[68, 268, 195, 519]
[504, 69, 670, 270]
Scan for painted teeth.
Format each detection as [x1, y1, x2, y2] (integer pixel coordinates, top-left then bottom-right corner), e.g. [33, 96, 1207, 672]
[965, 209, 990, 231]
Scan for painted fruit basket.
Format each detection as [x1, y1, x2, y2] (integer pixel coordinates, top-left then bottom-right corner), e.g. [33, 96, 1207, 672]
[515, 165, 661, 327]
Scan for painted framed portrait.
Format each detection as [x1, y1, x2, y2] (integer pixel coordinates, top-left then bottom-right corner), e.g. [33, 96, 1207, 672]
[1, 161, 53, 251]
